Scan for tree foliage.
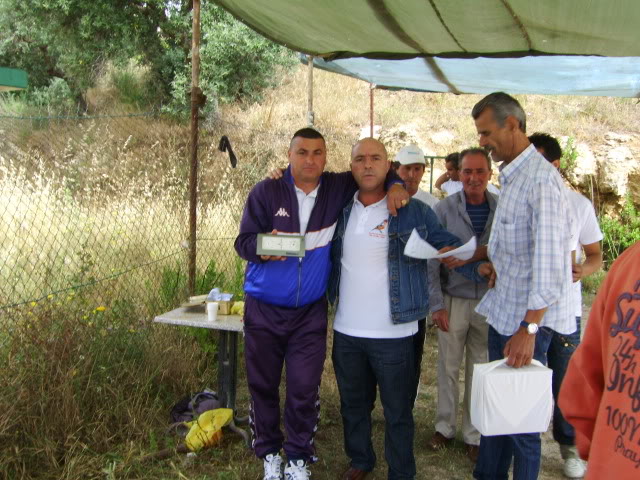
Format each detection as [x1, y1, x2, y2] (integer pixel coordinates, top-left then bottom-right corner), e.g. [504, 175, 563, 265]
[0, 0, 294, 111]
[600, 197, 640, 268]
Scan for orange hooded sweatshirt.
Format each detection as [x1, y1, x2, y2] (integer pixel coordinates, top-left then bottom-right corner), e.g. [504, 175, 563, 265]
[559, 241, 640, 479]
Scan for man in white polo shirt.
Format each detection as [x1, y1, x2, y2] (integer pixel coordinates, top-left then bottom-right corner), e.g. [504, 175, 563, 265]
[328, 138, 491, 480]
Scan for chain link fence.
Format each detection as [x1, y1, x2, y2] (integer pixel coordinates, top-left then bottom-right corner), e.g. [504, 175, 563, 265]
[0, 108, 440, 477]
[0, 110, 359, 324]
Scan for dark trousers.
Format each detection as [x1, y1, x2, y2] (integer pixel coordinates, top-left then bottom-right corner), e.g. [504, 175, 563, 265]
[411, 318, 427, 406]
[473, 325, 553, 480]
[547, 317, 581, 446]
[332, 331, 416, 480]
[244, 294, 327, 462]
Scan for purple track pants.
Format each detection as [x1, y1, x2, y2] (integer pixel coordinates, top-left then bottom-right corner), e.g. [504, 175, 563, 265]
[244, 294, 328, 462]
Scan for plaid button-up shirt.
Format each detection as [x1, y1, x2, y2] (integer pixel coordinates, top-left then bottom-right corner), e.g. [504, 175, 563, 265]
[476, 144, 575, 336]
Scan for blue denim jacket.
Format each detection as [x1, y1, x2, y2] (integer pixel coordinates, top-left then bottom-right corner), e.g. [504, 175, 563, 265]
[328, 198, 486, 324]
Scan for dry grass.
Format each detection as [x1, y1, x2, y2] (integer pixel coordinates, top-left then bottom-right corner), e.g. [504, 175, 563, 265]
[223, 67, 640, 169]
[28, 323, 565, 480]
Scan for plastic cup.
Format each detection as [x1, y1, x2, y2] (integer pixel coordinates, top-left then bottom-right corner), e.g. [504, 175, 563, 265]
[207, 302, 219, 322]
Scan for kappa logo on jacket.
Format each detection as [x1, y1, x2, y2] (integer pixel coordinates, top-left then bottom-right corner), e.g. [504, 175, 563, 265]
[275, 207, 290, 217]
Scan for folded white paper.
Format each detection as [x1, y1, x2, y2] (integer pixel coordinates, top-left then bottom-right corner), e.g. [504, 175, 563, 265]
[470, 359, 553, 436]
[403, 229, 477, 260]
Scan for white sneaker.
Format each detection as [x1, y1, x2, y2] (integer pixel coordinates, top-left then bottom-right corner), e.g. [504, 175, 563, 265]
[563, 457, 586, 478]
[263, 453, 283, 480]
[284, 459, 310, 480]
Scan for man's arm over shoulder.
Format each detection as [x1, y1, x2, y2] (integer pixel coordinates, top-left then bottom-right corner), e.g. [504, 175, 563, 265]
[323, 168, 404, 197]
[234, 180, 273, 264]
[321, 171, 357, 206]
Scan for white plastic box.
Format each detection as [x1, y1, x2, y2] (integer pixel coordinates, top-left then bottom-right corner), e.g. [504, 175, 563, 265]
[470, 359, 553, 436]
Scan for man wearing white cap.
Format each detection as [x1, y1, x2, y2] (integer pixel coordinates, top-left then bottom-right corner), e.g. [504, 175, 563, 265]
[394, 145, 439, 209]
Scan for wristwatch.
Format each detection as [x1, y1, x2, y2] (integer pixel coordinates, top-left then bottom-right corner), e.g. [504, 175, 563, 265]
[519, 320, 539, 335]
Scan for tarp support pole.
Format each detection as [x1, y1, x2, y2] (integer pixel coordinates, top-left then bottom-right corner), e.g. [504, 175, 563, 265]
[369, 84, 375, 137]
[188, 0, 202, 296]
[307, 55, 314, 126]
[426, 156, 445, 193]
[429, 157, 435, 193]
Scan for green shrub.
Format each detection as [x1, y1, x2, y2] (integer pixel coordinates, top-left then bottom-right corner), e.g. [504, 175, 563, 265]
[581, 269, 606, 295]
[28, 77, 77, 114]
[157, 263, 188, 312]
[163, 5, 295, 116]
[561, 136, 578, 174]
[195, 259, 227, 295]
[110, 67, 157, 108]
[0, 293, 215, 478]
[599, 197, 640, 268]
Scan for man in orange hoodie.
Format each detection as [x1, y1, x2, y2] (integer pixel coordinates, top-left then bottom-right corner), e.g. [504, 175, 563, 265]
[559, 240, 640, 479]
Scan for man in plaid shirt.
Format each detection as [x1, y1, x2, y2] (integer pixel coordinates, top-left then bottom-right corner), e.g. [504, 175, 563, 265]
[471, 92, 574, 480]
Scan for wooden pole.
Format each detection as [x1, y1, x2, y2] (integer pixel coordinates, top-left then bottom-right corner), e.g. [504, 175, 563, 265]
[188, 0, 202, 295]
[429, 157, 435, 193]
[307, 55, 314, 126]
[369, 84, 375, 137]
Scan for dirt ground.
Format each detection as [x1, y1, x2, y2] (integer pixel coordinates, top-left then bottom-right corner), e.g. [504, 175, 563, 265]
[183, 299, 595, 480]
[311, 298, 595, 479]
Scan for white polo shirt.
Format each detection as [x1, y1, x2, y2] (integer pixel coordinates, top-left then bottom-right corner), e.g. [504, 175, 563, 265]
[568, 189, 603, 317]
[333, 193, 418, 339]
[294, 183, 319, 234]
[441, 179, 463, 195]
[413, 188, 439, 208]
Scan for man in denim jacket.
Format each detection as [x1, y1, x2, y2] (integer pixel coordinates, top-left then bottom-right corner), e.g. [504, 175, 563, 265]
[327, 138, 490, 480]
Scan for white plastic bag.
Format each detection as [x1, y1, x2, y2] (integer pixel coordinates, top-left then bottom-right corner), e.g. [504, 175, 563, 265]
[470, 358, 553, 436]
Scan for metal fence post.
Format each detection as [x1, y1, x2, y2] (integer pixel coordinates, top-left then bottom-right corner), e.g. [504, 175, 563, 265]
[188, 0, 202, 296]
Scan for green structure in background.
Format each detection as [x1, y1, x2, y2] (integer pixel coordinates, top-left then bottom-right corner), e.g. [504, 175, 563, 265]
[0, 67, 28, 91]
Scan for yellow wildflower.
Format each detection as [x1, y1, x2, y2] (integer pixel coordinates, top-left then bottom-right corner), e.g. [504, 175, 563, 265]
[95, 306, 107, 312]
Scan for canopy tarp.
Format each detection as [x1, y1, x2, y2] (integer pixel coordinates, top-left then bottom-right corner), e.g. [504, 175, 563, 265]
[216, 0, 640, 97]
[304, 55, 640, 97]
[216, 0, 640, 59]
[0, 67, 28, 92]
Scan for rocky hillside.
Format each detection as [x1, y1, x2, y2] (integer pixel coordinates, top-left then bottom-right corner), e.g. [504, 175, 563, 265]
[221, 65, 640, 214]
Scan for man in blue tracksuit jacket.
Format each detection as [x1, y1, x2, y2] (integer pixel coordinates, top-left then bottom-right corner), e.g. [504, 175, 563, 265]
[234, 128, 409, 480]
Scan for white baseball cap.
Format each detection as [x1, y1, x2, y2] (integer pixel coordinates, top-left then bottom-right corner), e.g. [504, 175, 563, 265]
[395, 145, 425, 165]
